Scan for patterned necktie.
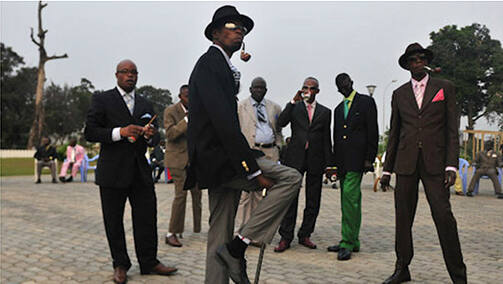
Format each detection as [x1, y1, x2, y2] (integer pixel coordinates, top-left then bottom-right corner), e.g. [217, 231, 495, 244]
[125, 93, 134, 114]
[414, 83, 425, 109]
[344, 100, 350, 119]
[255, 103, 266, 123]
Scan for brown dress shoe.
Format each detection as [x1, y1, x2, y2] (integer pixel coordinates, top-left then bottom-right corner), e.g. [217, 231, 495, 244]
[113, 266, 127, 284]
[141, 262, 177, 276]
[165, 234, 182, 247]
[299, 237, 317, 249]
[274, 239, 291, 253]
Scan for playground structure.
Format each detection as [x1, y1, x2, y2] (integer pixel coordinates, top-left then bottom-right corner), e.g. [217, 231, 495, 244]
[462, 130, 503, 161]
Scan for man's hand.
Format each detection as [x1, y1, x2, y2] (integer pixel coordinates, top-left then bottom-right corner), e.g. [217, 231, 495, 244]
[363, 160, 374, 173]
[256, 174, 274, 190]
[380, 174, 391, 190]
[444, 171, 456, 189]
[120, 125, 144, 138]
[143, 124, 156, 140]
[292, 90, 303, 102]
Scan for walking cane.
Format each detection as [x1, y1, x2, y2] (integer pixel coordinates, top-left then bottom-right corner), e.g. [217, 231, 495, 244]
[254, 188, 268, 284]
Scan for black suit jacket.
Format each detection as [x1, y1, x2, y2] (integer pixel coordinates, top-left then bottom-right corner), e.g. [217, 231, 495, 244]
[277, 101, 332, 175]
[84, 87, 160, 188]
[333, 93, 378, 174]
[185, 46, 261, 190]
[383, 77, 459, 175]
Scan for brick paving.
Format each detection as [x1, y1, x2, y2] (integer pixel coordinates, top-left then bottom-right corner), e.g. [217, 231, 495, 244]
[1, 173, 502, 283]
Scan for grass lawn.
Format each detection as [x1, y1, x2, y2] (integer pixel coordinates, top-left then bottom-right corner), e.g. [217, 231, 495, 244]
[0, 158, 96, 177]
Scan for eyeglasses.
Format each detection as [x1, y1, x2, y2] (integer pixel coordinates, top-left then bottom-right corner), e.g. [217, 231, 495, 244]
[302, 86, 318, 91]
[224, 22, 248, 34]
[407, 54, 427, 63]
[117, 69, 138, 75]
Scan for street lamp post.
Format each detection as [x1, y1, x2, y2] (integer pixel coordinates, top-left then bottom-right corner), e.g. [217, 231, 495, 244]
[366, 85, 377, 97]
[382, 80, 398, 134]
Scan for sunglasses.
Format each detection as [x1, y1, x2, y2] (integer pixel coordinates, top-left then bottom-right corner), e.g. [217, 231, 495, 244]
[407, 54, 428, 63]
[117, 69, 138, 75]
[302, 86, 318, 91]
[224, 22, 248, 34]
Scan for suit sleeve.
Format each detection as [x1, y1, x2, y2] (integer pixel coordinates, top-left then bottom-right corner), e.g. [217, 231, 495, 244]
[277, 102, 295, 128]
[194, 60, 259, 175]
[84, 93, 114, 144]
[383, 91, 401, 173]
[366, 97, 379, 163]
[145, 103, 160, 147]
[164, 107, 187, 142]
[324, 108, 333, 168]
[444, 81, 459, 169]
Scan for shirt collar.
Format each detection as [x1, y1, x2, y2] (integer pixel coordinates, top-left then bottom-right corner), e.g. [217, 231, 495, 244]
[411, 73, 429, 87]
[212, 44, 233, 69]
[116, 85, 135, 98]
[304, 100, 316, 108]
[250, 96, 265, 106]
[344, 90, 357, 102]
[180, 102, 187, 113]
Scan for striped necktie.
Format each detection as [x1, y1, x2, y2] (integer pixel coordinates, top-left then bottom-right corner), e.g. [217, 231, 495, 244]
[125, 93, 134, 114]
[255, 103, 267, 123]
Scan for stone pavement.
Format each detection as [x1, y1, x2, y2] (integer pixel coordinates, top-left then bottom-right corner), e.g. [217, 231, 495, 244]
[1, 173, 502, 284]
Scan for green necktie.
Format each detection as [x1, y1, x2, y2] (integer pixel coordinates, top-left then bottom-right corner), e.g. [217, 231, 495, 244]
[344, 100, 350, 119]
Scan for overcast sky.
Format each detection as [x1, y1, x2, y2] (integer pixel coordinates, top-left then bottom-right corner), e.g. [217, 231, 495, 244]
[2, 1, 503, 135]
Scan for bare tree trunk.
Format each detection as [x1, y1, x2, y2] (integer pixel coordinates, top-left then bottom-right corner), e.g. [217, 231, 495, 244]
[26, 1, 68, 149]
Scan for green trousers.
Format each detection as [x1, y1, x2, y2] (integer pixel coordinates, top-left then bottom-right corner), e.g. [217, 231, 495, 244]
[340, 171, 363, 250]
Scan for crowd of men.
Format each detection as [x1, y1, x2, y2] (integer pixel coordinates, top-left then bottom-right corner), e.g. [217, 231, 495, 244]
[29, 4, 501, 284]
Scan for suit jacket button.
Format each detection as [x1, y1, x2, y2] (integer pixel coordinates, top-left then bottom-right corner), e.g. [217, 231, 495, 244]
[343, 135, 347, 139]
[343, 125, 347, 128]
[418, 115, 422, 119]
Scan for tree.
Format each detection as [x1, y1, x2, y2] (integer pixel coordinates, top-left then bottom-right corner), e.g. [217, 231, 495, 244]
[1, 43, 38, 148]
[27, 1, 68, 149]
[136, 85, 173, 128]
[428, 23, 503, 131]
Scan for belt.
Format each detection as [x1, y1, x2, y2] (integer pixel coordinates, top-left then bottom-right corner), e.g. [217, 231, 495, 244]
[255, 142, 276, 148]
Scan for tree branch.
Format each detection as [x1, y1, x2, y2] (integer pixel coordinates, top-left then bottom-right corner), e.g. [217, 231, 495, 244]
[40, 2, 47, 9]
[30, 27, 41, 47]
[46, 53, 68, 61]
[473, 110, 488, 121]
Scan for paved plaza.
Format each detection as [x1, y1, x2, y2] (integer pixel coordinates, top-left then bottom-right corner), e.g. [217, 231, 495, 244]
[1, 173, 502, 284]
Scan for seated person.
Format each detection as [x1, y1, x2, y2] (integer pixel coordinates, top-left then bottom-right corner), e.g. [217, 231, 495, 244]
[59, 137, 85, 183]
[150, 140, 166, 183]
[467, 145, 503, 198]
[34, 137, 58, 184]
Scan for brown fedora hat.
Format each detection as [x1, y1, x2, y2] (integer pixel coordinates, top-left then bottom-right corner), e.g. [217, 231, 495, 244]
[398, 43, 434, 70]
[204, 5, 254, 41]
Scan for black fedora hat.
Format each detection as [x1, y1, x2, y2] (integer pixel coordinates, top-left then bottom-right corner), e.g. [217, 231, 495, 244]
[398, 43, 434, 70]
[204, 5, 254, 41]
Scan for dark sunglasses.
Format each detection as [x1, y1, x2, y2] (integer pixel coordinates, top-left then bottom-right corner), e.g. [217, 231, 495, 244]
[224, 22, 248, 34]
[117, 69, 138, 75]
[302, 86, 318, 91]
[407, 54, 428, 63]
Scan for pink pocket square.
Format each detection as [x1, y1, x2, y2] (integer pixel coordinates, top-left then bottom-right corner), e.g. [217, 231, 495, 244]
[432, 89, 444, 102]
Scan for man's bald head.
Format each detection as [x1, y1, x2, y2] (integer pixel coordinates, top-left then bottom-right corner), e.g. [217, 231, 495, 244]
[335, 73, 353, 97]
[115, 59, 138, 93]
[250, 76, 267, 102]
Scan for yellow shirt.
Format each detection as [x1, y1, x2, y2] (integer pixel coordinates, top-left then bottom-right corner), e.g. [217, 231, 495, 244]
[344, 90, 357, 110]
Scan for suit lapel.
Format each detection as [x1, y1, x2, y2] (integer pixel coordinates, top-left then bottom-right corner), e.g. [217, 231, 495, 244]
[132, 93, 143, 119]
[419, 78, 437, 113]
[297, 102, 310, 128]
[405, 82, 420, 113]
[246, 99, 257, 124]
[113, 88, 134, 120]
[310, 102, 322, 125]
[336, 103, 345, 125]
[265, 99, 275, 128]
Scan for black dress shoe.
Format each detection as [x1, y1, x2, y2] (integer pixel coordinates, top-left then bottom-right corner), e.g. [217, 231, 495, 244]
[216, 244, 250, 284]
[35, 179, 41, 184]
[141, 262, 177, 276]
[113, 266, 127, 284]
[497, 193, 503, 199]
[337, 248, 351, 261]
[327, 244, 359, 253]
[382, 266, 411, 284]
[59, 176, 66, 183]
[466, 192, 473, 197]
[66, 176, 73, 182]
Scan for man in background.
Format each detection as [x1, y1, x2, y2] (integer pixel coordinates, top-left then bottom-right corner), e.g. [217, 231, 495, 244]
[235, 77, 283, 238]
[466, 144, 503, 198]
[59, 137, 85, 183]
[164, 84, 202, 247]
[34, 136, 57, 184]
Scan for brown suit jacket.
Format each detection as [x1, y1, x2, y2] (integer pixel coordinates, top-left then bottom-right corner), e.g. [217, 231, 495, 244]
[383, 77, 459, 175]
[164, 102, 188, 170]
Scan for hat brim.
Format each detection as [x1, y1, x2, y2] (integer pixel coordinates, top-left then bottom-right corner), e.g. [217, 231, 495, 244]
[204, 14, 254, 41]
[399, 48, 434, 70]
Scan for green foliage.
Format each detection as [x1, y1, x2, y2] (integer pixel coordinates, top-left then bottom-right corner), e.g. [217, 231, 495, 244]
[0, 158, 36, 176]
[1, 43, 38, 148]
[136, 85, 173, 128]
[428, 23, 503, 129]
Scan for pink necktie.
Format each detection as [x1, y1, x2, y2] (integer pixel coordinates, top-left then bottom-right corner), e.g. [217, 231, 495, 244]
[307, 104, 313, 122]
[414, 83, 425, 109]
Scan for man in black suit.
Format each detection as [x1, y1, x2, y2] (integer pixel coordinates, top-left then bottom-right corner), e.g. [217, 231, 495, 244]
[185, 6, 302, 284]
[326, 73, 378, 261]
[84, 59, 177, 284]
[274, 77, 332, 252]
[380, 43, 466, 283]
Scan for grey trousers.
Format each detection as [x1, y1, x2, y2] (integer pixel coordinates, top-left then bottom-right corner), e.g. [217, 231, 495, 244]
[36, 160, 57, 180]
[205, 157, 302, 284]
[467, 168, 502, 194]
